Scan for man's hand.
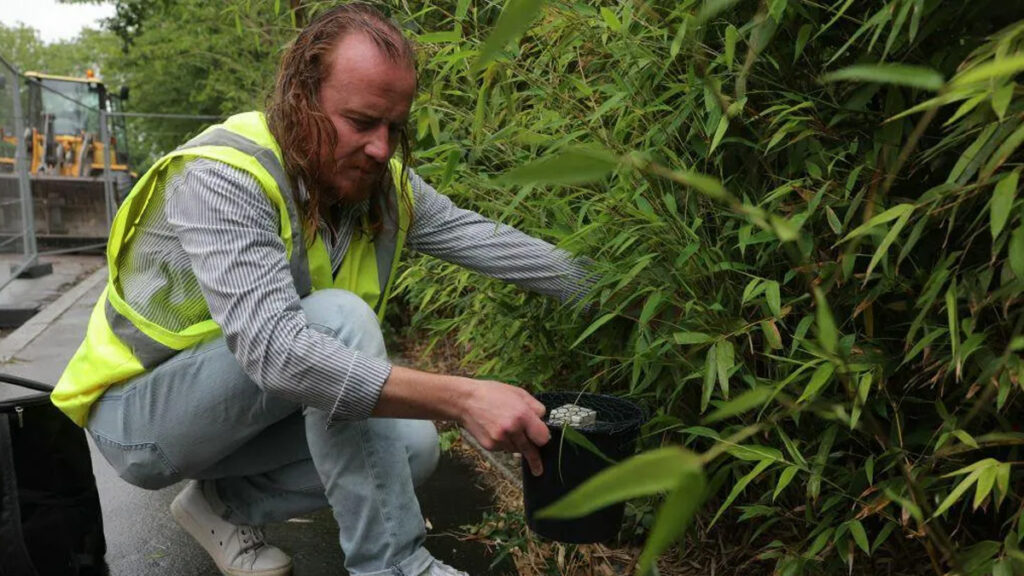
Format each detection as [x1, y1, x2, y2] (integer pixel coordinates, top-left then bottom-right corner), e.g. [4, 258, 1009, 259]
[374, 366, 552, 476]
[458, 380, 551, 476]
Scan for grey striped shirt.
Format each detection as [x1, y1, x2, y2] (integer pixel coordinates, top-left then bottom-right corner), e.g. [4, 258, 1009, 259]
[121, 159, 591, 424]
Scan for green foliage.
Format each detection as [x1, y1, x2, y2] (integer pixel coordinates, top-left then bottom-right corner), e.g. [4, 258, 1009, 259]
[389, 0, 1024, 573]
[12, 0, 1022, 573]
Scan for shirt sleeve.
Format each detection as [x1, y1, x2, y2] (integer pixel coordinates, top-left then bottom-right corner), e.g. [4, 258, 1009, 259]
[164, 158, 391, 423]
[405, 170, 595, 304]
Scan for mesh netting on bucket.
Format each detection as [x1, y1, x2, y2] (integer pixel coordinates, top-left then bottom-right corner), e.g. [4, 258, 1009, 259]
[536, 391, 645, 436]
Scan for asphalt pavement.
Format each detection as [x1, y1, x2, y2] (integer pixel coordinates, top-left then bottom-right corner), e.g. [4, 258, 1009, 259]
[0, 256, 513, 575]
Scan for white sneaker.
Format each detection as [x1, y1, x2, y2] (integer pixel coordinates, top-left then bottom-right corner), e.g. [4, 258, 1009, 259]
[170, 481, 292, 576]
[421, 559, 470, 576]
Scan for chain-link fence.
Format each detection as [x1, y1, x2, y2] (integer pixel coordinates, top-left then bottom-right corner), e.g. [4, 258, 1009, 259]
[0, 54, 225, 297]
[0, 54, 149, 292]
[0, 54, 42, 288]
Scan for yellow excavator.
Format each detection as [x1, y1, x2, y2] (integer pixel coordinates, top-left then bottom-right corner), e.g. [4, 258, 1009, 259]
[0, 70, 133, 243]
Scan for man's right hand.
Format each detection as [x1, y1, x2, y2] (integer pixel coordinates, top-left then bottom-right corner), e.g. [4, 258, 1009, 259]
[374, 366, 552, 476]
[457, 380, 551, 476]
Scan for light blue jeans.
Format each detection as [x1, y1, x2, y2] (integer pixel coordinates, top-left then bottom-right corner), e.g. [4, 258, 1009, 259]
[87, 289, 440, 576]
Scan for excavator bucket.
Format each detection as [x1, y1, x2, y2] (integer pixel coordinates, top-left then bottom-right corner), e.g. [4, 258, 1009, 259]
[0, 71, 136, 251]
[0, 173, 119, 249]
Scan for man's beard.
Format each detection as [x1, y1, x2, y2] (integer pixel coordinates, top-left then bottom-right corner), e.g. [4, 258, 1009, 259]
[317, 161, 386, 205]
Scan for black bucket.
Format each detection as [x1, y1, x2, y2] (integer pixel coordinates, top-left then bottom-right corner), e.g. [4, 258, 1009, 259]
[522, 391, 645, 544]
[0, 374, 108, 575]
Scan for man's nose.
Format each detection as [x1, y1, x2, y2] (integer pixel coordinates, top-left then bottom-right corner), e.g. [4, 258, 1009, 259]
[364, 124, 391, 163]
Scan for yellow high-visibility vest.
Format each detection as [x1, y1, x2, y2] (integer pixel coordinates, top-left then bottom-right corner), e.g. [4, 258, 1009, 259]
[52, 111, 412, 426]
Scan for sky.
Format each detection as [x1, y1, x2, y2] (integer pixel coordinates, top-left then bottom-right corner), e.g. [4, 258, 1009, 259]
[0, 0, 116, 43]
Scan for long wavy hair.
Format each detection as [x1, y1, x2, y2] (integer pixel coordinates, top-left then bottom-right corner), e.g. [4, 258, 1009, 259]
[266, 3, 416, 242]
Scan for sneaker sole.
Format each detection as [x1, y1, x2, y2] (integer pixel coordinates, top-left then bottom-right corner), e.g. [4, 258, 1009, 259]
[170, 495, 293, 576]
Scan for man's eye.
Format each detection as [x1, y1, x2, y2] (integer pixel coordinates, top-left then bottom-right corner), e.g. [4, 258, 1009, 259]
[350, 117, 375, 130]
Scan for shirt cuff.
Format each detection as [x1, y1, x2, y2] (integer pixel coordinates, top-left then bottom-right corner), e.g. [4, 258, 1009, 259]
[327, 352, 392, 424]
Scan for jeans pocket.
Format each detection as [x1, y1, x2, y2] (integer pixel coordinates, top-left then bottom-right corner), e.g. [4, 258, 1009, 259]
[90, 431, 180, 490]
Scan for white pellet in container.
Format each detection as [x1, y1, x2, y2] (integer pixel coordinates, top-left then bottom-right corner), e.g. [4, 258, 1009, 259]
[547, 403, 597, 428]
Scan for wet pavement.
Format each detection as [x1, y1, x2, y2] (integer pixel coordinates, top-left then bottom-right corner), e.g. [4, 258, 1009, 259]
[0, 256, 514, 575]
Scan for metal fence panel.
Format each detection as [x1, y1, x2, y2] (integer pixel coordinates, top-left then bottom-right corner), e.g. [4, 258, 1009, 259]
[0, 55, 39, 289]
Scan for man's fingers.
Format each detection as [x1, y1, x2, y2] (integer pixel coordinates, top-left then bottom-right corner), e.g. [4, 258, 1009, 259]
[528, 395, 546, 418]
[514, 434, 544, 476]
[525, 413, 551, 447]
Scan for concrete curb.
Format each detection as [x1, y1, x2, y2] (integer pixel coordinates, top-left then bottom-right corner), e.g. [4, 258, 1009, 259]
[0, 266, 107, 363]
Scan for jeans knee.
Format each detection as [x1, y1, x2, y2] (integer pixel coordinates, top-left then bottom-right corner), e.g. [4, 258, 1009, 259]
[302, 289, 379, 331]
[90, 432, 180, 490]
[405, 421, 440, 487]
[301, 289, 386, 358]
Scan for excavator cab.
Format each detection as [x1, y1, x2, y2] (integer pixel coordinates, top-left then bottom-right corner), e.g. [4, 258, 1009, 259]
[0, 71, 133, 246]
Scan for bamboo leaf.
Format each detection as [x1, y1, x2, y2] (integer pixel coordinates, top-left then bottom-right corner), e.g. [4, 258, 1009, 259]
[724, 25, 738, 68]
[766, 280, 781, 317]
[637, 475, 707, 575]
[943, 458, 1000, 478]
[794, 24, 812, 62]
[865, 211, 912, 281]
[600, 7, 622, 31]
[996, 463, 1011, 506]
[992, 82, 1014, 120]
[849, 520, 870, 555]
[716, 340, 735, 398]
[814, 287, 838, 354]
[710, 117, 729, 154]
[798, 363, 835, 403]
[702, 345, 717, 413]
[808, 426, 836, 501]
[946, 283, 959, 369]
[571, 312, 615, 348]
[498, 147, 618, 185]
[670, 16, 689, 59]
[872, 523, 896, 554]
[952, 429, 979, 449]
[727, 444, 783, 462]
[639, 292, 663, 325]
[704, 385, 773, 423]
[761, 320, 783, 349]
[472, 0, 546, 73]
[697, 0, 744, 23]
[777, 427, 808, 468]
[561, 425, 615, 465]
[674, 331, 714, 345]
[1010, 225, 1024, 280]
[981, 122, 1024, 179]
[826, 206, 843, 234]
[993, 559, 1014, 576]
[773, 465, 799, 501]
[418, 30, 462, 43]
[841, 203, 915, 242]
[710, 459, 773, 527]
[991, 171, 1018, 239]
[932, 468, 983, 517]
[805, 527, 834, 558]
[769, 0, 787, 22]
[822, 64, 944, 91]
[952, 54, 1024, 86]
[973, 466, 997, 510]
[657, 168, 731, 201]
[537, 447, 702, 519]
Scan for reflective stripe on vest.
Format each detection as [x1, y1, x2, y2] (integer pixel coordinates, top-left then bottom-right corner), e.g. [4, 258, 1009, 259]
[52, 111, 412, 426]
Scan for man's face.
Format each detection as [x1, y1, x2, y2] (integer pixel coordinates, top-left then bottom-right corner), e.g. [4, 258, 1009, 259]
[317, 32, 416, 204]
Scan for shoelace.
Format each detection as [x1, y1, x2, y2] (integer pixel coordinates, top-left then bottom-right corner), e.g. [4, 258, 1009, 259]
[237, 526, 267, 554]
